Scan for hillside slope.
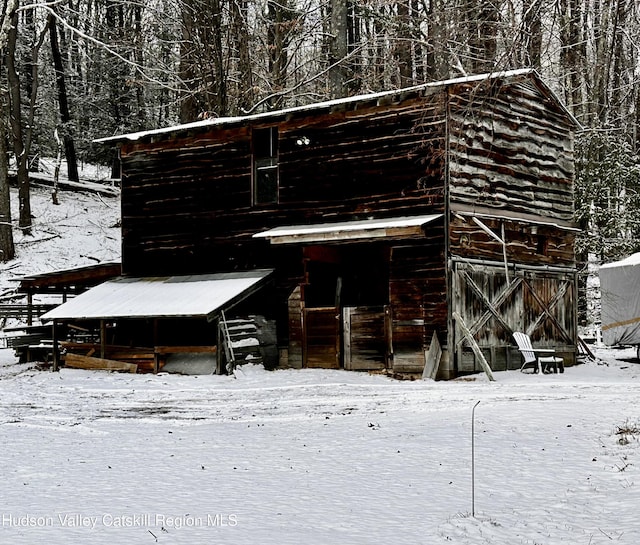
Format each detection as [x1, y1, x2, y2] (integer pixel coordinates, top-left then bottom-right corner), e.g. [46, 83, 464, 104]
[0, 184, 121, 297]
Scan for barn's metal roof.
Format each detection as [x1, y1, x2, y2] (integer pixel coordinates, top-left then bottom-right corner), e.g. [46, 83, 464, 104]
[17, 262, 122, 294]
[40, 269, 273, 323]
[253, 214, 443, 244]
[95, 68, 579, 145]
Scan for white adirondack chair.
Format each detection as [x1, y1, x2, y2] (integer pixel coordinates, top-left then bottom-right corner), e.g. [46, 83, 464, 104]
[513, 332, 564, 374]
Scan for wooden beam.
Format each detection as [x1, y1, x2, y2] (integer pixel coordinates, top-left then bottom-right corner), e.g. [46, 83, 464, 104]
[453, 311, 495, 381]
[26, 291, 33, 326]
[52, 321, 60, 372]
[64, 353, 138, 373]
[154, 345, 217, 355]
[100, 320, 106, 359]
[422, 331, 442, 380]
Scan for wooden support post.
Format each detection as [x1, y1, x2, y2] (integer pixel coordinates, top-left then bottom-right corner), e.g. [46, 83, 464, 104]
[100, 320, 106, 359]
[27, 291, 33, 326]
[52, 321, 60, 372]
[216, 318, 223, 375]
[153, 319, 159, 373]
[453, 311, 495, 381]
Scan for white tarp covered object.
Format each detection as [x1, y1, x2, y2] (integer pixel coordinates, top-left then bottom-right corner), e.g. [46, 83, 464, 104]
[600, 253, 640, 346]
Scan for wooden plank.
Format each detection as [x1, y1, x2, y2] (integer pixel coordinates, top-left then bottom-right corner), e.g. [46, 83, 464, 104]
[61, 342, 149, 352]
[303, 307, 340, 369]
[109, 351, 154, 359]
[453, 312, 495, 381]
[63, 353, 138, 373]
[154, 345, 217, 354]
[343, 306, 387, 371]
[343, 307, 352, 370]
[422, 331, 442, 380]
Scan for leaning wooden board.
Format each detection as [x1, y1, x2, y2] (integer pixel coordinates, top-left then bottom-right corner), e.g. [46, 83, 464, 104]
[63, 353, 138, 373]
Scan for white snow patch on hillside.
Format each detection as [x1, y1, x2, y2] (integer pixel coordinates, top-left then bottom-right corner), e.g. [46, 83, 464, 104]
[0, 184, 120, 295]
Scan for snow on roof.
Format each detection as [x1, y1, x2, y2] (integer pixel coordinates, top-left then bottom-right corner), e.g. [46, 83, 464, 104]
[253, 214, 443, 244]
[40, 269, 273, 322]
[96, 68, 570, 145]
[600, 253, 640, 269]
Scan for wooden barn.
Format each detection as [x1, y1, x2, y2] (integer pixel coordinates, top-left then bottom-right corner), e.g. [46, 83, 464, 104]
[48, 68, 579, 378]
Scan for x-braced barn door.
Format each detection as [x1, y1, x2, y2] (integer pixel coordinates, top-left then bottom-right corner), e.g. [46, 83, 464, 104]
[451, 260, 577, 373]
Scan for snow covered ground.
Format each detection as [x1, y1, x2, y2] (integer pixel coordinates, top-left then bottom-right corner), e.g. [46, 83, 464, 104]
[1, 184, 640, 544]
[1, 348, 639, 544]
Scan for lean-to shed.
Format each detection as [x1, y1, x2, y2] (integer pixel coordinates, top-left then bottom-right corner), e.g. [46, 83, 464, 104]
[88, 68, 578, 378]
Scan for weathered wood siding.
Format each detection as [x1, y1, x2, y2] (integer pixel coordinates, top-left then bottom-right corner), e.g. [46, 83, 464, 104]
[389, 220, 447, 372]
[112, 71, 578, 378]
[449, 214, 577, 267]
[343, 306, 388, 370]
[447, 78, 575, 222]
[119, 95, 447, 277]
[303, 307, 340, 368]
[451, 261, 577, 373]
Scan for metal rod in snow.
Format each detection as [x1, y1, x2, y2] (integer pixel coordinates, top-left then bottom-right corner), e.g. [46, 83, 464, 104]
[472, 400, 481, 517]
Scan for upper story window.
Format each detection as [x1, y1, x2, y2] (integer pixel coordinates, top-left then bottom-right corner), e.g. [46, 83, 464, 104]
[252, 127, 278, 205]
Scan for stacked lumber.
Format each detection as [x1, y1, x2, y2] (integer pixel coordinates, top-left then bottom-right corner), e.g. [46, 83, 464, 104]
[64, 353, 137, 373]
[60, 342, 219, 373]
[61, 342, 154, 373]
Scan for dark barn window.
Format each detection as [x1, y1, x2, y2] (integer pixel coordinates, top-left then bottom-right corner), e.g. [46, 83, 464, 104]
[252, 127, 279, 205]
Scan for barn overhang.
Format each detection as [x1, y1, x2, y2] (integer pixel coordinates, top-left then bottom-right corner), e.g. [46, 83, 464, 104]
[40, 269, 274, 323]
[450, 204, 580, 232]
[253, 214, 443, 245]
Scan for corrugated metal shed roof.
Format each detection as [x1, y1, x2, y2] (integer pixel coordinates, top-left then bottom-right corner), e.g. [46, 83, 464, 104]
[40, 269, 273, 323]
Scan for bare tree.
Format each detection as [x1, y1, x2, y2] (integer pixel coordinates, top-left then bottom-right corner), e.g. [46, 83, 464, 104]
[49, 12, 79, 184]
[328, 0, 349, 98]
[0, 0, 18, 261]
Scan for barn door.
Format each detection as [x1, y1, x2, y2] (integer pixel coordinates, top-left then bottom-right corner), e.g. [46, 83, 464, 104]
[303, 307, 340, 368]
[343, 306, 389, 370]
[451, 261, 576, 372]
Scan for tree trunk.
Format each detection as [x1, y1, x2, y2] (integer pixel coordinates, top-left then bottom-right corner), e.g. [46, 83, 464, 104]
[0, 0, 19, 260]
[423, 0, 448, 81]
[179, 1, 198, 122]
[559, 0, 585, 123]
[522, 0, 542, 68]
[395, 0, 413, 87]
[266, 0, 290, 109]
[230, 0, 253, 113]
[179, 0, 227, 120]
[49, 14, 79, 183]
[329, 0, 349, 98]
[7, 11, 31, 232]
[0, 101, 15, 262]
[465, 1, 499, 73]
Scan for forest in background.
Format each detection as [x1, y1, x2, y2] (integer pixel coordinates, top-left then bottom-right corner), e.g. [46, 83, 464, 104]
[0, 0, 640, 273]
